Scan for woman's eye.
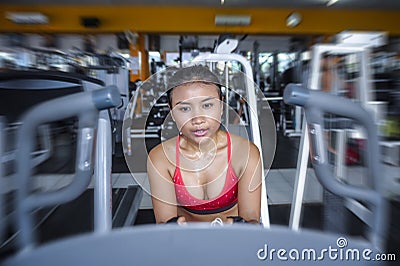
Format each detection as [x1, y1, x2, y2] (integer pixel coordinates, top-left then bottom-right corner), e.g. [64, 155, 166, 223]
[203, 103, 214, 109]
[179, 106, 191, 112]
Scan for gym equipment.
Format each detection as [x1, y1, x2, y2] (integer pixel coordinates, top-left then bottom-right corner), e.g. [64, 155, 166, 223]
[1, 80, 387, 266]
[289, 43, 377, 231]
[0, 71, 142, 254]
[284, 84, 389, 250]
[1, 46, 131, 157]
[14, 85, 121, 249]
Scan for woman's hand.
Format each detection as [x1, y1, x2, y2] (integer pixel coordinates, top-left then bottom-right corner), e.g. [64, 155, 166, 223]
[166, 216, 187, 225]
[226, 216, 247, 224]
[176, 216, 187, 225]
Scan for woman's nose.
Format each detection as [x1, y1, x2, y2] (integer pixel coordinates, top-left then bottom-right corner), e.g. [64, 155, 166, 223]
[191, 115, 205, 125]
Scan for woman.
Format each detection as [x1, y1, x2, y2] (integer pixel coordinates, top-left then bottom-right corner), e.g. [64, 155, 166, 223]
[147, 65, 262, 225]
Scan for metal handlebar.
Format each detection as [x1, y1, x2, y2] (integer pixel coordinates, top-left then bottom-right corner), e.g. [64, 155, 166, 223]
[15, 85, 121, 250]
[283, 84, 388, 250]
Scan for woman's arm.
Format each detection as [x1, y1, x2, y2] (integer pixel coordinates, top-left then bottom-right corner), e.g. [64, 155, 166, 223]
[237, 142, 262, 224]
[147, 145, 183, 224]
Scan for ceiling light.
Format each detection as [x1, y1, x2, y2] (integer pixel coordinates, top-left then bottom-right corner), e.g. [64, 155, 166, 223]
[215, 15, 251, 26]
[6, 12, 49, 24]
[326, 0, 339, 7]
[286, 12, 302, 28]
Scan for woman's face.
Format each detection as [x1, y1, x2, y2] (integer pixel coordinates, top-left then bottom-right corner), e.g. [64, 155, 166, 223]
[170, 82, 222, 143]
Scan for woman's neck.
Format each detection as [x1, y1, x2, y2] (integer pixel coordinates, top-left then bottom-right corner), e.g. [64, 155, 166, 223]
[181, 130, 222, 157]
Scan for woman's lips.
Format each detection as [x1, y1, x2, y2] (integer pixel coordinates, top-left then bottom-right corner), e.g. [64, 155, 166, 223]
[193, 129, 208, 137]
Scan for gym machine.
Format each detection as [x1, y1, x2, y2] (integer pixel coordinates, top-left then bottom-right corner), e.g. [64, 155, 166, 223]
[0, 71, 142, 255]
[288, 34, 395, 235]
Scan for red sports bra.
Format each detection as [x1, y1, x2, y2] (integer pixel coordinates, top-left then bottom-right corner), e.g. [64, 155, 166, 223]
[173, 131, 238, 215]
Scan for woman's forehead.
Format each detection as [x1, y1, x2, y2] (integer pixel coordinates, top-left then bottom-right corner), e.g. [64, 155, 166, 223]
[171, 82, 219, 103]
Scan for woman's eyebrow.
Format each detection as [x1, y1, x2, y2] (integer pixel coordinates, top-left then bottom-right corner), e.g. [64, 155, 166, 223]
[175, 97, 217, 106]
[175, 100, 190, 105]
[201, 97, 217, 102]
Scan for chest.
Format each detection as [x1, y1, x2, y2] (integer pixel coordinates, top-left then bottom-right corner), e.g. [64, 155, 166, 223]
[178, 150, 231, 200]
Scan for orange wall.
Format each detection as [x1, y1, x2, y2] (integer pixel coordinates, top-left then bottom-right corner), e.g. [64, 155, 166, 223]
[0, 5, 399, 35]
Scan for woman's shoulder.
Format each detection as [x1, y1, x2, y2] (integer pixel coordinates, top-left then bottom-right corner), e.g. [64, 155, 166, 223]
[228, 132, 260, 156]
[228, 132, 256, 147]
